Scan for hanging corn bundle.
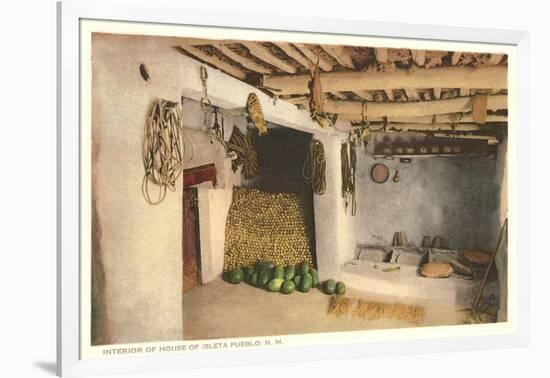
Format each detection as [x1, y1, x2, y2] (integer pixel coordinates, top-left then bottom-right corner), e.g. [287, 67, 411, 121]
[227, 126, 258, 179]
[303, 139, 326, 195]
[246, 93, 268, 136]
[142, 99, 194, 205]
[308, 59, 335, 128]
[223, 187, 314, 271]
[308, 60, 324, 117]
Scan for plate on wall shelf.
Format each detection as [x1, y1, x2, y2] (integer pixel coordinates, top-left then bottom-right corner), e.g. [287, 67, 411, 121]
[371, 163, 390, 183]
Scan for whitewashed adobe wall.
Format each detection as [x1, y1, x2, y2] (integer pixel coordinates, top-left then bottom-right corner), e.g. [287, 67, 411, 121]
[313, 132, 357, 281]
[354, 143, 504, 251]
[92, 34, 234, 344]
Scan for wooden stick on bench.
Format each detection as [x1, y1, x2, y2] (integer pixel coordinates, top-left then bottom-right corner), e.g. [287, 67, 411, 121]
[473, 218, 508, 316]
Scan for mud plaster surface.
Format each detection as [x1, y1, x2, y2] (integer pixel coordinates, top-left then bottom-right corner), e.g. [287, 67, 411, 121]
[182, 279, 477, 340]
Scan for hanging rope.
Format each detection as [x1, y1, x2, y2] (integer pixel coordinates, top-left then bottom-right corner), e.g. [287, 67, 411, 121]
[142, 99, 194, 205]
[303, 139, 326, 195]
[197, 65, 229, 151]
[341, 141, 357, 215]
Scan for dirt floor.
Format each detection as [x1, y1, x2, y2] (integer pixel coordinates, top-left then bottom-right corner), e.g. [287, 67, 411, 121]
[182, 278, 475, 340]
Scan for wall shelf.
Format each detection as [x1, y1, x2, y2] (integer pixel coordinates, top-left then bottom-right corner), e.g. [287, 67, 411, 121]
[372, 153, 494, 159]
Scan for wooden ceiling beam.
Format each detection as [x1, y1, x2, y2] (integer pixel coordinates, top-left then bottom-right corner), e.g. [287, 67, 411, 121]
[240, 42, 297, 73]
[353, 91, 374, 101]
[375, 48, 388, 63]
[489, 53, 504, 65]
[452, 52, 462, 65]
[216, 44, 272, 74]
[331, 92, 349, 100]
[175, 45, 247, 80]
[340, 113, 507, 124]
[433, 133, 499, 144]
[323, 95, 507, 118]
[347, 123, 503, 138]
[377, 126, 500, 144]
[404, 88, 419, 101]
[411, 50, 426, 66]
[387, 123, 482, 131]
[394, 129, 499, 145]
[293, 43, 334, 71]
[262, 65, 507, 95]
[320, 45, 355, 68]
[274, 42, 312, 69]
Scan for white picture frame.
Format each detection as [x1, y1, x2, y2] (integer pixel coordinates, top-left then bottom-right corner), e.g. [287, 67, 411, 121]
[57, 0, 530, 376]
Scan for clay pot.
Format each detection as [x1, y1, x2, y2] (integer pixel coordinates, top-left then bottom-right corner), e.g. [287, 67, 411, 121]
[405, 146, 415, 155]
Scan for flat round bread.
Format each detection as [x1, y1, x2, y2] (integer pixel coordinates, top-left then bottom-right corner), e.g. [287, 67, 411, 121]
[463, 250, 492, 265]
[420, 262, 453, 278]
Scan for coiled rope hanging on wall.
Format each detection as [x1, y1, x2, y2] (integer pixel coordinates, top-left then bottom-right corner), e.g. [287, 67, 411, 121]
[303, 139, 326, 195]
[142, 99, 194, 205]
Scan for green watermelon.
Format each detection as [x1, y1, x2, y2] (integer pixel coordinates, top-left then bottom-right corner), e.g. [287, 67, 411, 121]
[284, 266, 295, 280]
[267, 278, 285, 292]
[324, 279, 336, 295]
[255, 261, 275, 271]
[281, 280, 296, 294]
[244, 265, 255, 277]
[299, 273, 313, 293]
[222, 271, 230, 282]
[293, 275, 302, 287]
[250, 272, 259, 287]
[298, 261, 310, 275]
[258, 268, 271, 289]
[274, 265, 285, 280]
[336, 281, 346, 295]
[229, 268, 244, 284]
[310, 268, 319, 288]
[243, 266, 254, 284]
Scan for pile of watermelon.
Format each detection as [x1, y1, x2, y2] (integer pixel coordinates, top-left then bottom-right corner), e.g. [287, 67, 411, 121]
[223, 260, 346, 296]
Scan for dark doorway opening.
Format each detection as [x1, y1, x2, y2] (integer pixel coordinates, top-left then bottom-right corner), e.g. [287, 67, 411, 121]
[244, 124, 313, 193]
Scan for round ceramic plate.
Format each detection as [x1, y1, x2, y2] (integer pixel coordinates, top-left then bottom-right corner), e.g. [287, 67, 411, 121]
[371, 163, 390, 183]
